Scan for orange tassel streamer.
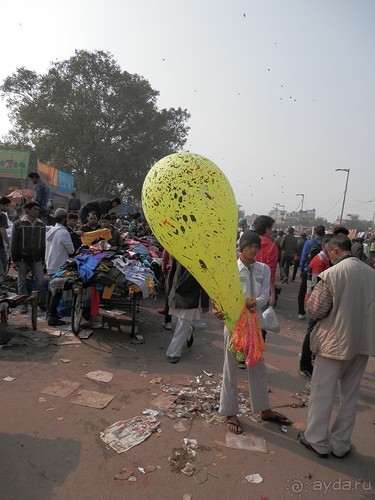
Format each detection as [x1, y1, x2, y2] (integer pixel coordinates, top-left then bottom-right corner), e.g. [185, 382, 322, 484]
[229, 305, 265, 367]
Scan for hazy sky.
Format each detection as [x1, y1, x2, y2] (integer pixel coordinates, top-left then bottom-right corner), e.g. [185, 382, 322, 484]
[1, 0, 374, 222]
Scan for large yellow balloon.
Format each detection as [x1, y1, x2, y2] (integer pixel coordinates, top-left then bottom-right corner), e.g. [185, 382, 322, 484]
[142, 152, 244, 330]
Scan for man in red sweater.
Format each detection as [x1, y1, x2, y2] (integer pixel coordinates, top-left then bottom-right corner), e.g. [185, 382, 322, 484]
[253, 215, 278, 307]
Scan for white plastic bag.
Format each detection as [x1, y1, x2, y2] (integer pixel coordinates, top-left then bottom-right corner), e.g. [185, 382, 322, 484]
[262, 306, 280, 333]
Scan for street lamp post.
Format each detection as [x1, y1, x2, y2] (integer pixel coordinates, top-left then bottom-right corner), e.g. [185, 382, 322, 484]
[296, 193, 304, 230]
[335, 168, 350, 225]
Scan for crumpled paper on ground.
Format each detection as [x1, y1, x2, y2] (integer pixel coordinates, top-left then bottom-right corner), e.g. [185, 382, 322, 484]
[100, 415, 160, 453]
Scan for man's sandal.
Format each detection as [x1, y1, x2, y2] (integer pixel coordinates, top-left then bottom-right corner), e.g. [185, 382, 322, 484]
[227, 417, 243, 434]
[261, 410, 292, 425]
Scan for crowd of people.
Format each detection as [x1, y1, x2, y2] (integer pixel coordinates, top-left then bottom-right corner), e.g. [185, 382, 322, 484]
[0, 175, 153, 329]
[2, 173, 375, 461]
[159, 214, 374, 460]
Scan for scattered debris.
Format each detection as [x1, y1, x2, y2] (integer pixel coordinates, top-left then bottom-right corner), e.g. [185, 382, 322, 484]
[69, 389, 115, 409]
[56, 332, 82, 345]
[150, 393, 178, 411]
[145, 464, 157, 472]
[174, 421, 187, 433]
[169, 448, 195, 473]
[142, 408, 162, 417]
[137, 467, 145, 474]
[149, 377, 162, 384]
[181, 462, 195, 477]
[41, 379, 80, 398]
[203, 370, 212, 377]
[38, 397, 47, 403]
[78, 329, 93, 339]
[150, 375, 252, 424]
[289, 392, 308, 408]
[56, 417, 64, 421]
[44, 329, 61, 338]
[225, 432, 267, 453]
[183, 438, 197, 450]
[85, 370, 113, 383]
[114, 467, 134, 480]
[183, 494, 192, 500]
[3, 376, 16, 382]
[245, 473, 263, 484]
[60, 358, 71, 363]
[130, 334, 145, 344]
[280, 425, 288, 434]
[100, 415, 160, 453]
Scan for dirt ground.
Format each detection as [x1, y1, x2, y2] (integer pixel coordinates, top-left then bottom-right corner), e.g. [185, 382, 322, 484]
[0, 278, 374, 500]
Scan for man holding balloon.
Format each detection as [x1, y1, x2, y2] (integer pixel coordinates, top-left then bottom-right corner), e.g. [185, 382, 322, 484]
[141, 151, 291, 432]
[214, 230, 291, 433]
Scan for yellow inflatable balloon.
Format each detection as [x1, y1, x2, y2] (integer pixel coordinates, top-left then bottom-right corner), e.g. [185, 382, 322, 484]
[142, 152, 244, 330]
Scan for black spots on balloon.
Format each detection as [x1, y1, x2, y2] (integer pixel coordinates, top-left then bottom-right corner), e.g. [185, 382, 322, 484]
[174, 193, 178, 199]
[182, 215, 188, 223]
[173, 229, 179, 235]
[180, 226, 185, 234]
[178, 196, 183, 203]
[199, 259, 207, 270]
[190, 215, 197, 223]
[182, 189, 187, 196]
[205, 192, 212, 200]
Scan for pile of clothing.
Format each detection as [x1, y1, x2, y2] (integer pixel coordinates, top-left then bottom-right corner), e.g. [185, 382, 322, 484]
[49, 245, 156, 317]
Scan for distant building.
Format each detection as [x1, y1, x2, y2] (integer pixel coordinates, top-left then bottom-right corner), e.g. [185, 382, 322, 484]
[287, 209, 316, 223]
[269, 208, 316, 225]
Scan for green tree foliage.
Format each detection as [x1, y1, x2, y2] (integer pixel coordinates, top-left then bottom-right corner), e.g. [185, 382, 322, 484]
[0, 50, 190, 197]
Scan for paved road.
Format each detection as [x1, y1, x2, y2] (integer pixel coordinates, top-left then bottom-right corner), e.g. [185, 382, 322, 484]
[0, 278, 374, 500]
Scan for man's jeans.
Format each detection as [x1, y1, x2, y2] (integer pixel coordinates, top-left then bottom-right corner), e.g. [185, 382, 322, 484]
[16, 260, 47, 306]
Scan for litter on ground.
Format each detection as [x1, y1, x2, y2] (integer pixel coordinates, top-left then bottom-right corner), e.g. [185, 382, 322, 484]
[100, 415, 160, 453]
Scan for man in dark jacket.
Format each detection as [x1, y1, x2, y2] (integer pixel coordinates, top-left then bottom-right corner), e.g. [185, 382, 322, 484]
[79, 197, 121, 224]
[66, 212, 82, 251]
[28, 172, 50, 221]
[67, 192, 81, 212]
[280, 227, 298, 283]
[166, 260, 209, 363]
[11, 201, 47, 313]
[291, 232, 307, 281]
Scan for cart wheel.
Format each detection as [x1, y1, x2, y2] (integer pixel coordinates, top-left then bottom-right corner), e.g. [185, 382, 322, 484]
[71, 289, 83, 334]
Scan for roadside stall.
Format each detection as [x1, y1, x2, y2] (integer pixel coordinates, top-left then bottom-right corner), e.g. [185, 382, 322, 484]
[49, 229, 156, 338]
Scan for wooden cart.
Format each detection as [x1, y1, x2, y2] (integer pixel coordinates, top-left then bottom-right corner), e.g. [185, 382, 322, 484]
[70, 283, 141, 336]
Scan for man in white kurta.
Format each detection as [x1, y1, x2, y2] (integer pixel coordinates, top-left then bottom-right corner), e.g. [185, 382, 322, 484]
[216, 230, 291, 434]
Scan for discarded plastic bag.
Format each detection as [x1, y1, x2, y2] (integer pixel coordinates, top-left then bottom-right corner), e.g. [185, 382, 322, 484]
[245, 473, 263, 484]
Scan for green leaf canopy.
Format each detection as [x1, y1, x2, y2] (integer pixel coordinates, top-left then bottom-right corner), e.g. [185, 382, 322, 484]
[1, 50, 190, 198]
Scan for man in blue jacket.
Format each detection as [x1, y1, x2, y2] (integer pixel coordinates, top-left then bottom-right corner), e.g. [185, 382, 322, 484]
[297, 225, 325, 320]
